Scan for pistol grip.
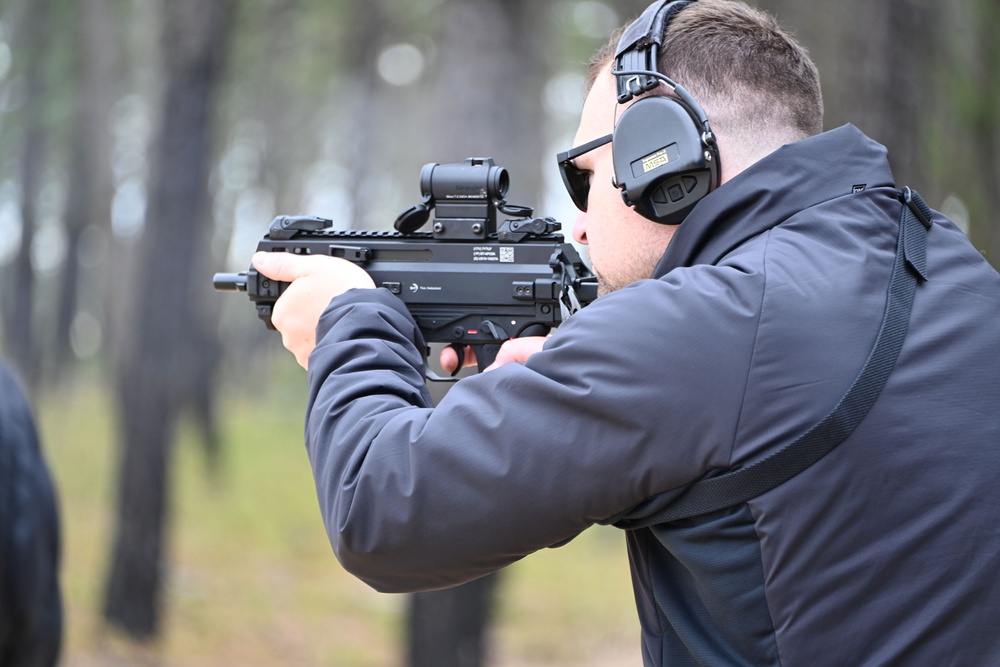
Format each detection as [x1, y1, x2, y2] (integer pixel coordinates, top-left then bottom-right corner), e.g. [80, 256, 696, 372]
[475, 343, 502, 373]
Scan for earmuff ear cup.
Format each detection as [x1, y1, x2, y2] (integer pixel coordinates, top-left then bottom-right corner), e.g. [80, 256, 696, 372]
[612, 95, 719, 224]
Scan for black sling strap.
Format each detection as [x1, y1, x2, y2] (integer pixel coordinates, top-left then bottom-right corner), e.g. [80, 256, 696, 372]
[613, 188, 933, 528]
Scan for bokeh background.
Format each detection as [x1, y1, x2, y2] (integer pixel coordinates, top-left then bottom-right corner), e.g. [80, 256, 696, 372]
[0, 0, 997, 665]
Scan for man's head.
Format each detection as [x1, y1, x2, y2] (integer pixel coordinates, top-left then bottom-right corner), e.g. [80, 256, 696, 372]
[567, 0, 822, 294]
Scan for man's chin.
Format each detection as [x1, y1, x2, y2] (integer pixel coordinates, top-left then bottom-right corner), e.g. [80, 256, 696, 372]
[596, 268, 651, 296]
[595, 271, 620, 297]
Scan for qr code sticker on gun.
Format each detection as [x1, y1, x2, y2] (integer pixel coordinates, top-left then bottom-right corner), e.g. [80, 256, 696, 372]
[500, 247, 515, 263]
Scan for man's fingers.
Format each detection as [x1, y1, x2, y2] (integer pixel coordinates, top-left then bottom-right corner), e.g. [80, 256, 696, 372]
[439, 345, 460, 375]
[486, 336, 548, 370]
[252, 251, 335, 281]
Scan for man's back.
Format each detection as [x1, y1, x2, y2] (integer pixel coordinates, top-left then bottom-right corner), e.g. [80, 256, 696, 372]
[626, 127, 1000, 665]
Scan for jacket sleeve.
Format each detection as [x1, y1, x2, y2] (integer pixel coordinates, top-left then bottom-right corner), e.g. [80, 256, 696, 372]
[305, 266, 762, 592]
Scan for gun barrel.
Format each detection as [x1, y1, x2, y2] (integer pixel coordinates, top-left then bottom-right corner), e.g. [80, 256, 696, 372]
[213, 272, 248, 292]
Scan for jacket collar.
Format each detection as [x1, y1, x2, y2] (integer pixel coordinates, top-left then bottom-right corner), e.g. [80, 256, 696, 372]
[653, 124, 896, 277]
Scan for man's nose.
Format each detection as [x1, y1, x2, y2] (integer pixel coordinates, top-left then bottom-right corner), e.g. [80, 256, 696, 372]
[572, 212, 588, 245]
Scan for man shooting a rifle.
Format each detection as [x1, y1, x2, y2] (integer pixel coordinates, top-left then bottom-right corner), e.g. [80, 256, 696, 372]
[247, 0, 1000, 663]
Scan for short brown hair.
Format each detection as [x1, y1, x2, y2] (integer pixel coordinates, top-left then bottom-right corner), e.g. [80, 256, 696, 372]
[590, 0, 823, 141]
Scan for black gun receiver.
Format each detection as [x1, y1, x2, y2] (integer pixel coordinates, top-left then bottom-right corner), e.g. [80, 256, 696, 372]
[213, 157, 598, 377]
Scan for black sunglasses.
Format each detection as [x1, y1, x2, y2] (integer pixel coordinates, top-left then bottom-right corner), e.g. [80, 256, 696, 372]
[556, 133, 613, 212]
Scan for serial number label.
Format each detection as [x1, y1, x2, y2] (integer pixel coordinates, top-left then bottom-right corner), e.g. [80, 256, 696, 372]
[473, 246, 515, 262]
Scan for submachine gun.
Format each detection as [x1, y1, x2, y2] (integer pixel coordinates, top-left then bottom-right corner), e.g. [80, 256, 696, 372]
[213, 157, 598, 378]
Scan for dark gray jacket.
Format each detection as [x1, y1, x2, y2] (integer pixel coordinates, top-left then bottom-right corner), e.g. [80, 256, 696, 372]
[304, 125, 1000, 665]
[0, 364, 62, 667]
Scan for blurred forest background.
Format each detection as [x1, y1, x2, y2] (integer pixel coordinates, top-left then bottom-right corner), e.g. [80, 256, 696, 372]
[0, 0, 997, 665]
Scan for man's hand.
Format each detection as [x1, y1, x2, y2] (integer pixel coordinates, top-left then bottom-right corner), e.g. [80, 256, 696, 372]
[439, 336, 548, 375]
[252, 251, 375, 369]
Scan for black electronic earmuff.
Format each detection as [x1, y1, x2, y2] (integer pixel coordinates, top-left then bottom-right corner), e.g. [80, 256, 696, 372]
[611, 0, 720, 225]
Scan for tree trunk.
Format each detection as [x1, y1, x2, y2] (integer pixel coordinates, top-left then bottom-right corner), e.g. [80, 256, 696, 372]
[53, 0, 118, 377]
[102, 0, 235, 638]
[338, 0, 390, 230]
[421, 0, 550, 205]
[968, 0, 1000, 269]
[839, 0, 935, 187]
[761, 0, 934, 185]
[405, 2, 553, 665]
[406, 574, 500, 667]
[2, 0, 51, 395]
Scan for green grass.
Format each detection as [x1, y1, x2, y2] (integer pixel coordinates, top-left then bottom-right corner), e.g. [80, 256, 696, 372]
[38, 372, 639, 666]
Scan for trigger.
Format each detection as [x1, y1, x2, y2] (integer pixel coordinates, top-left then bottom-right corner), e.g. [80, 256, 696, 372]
[447, 343, 465, 378]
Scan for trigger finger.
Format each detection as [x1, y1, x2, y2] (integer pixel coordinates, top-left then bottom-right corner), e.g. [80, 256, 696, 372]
[445, 343, 464, 377]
